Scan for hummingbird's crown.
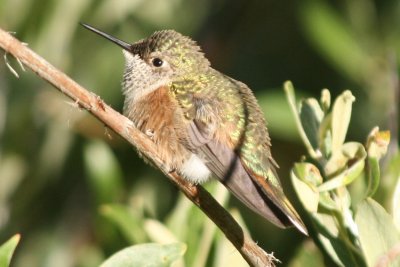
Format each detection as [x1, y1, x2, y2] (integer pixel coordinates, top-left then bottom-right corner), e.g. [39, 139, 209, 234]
[131, 30, 210, 70]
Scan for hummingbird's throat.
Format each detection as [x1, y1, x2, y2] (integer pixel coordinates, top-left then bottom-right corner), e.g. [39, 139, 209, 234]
[122, 50, 171, 102]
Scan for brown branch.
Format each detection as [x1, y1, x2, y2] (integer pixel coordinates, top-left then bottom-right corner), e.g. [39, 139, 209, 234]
[0, 27, 277, 266]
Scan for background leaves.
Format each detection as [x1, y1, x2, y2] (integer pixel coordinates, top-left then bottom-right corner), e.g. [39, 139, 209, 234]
[0, 0, 399, 266]
[287, 83, 399, 267]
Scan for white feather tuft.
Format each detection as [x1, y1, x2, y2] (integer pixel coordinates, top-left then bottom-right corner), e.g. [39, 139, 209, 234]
[181, 154, 211, 184]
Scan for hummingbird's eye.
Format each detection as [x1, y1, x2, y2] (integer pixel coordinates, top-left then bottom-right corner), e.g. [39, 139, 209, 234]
[152, 58, 164, 67]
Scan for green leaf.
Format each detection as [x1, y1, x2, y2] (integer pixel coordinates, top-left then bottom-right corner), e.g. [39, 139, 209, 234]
[292, 162, 323, 186]
[288, 240, 325, 267]
[0, 234, 20, 267]
[291, 163, 321, 212]
[292, 176, 319, 213]
[311, 213, 366, 266]
[355, 198, 400, 267]
[365, 128, 390, 197]
[284, 81, 320, 159]
[319, 142, 366, 192]
[100, 204, 147, 244]
[100, 243, 186, 267]
[84, 140, 124, 203]
[331, 91, 355, 154]
[366, 128, 390, 160]
[311, 214, 346, 267]
[319, 192, 338, 211]
[165, 194, 193, 239]
[320, 89, 331, 112]
[300, 98, 324, 150]
[144, 219, 179, 244]
[319, 113, 333, 158]
[325, 142, 367, 175]
[365, 157, 380, 197]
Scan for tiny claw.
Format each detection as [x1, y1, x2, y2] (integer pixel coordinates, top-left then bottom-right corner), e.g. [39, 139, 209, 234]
[161, 163, 175, 174]
[263, 251, 280, 264]
[145, 129, 155, 140]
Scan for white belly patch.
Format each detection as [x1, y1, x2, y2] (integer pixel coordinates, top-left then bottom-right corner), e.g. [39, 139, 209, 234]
[180, 154, 211, 184]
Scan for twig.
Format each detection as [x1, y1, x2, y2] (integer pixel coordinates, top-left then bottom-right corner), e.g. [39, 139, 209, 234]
[0, 27, 277, 267]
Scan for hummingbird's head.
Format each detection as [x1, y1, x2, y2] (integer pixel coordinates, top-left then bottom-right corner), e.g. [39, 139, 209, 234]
[81, 24, 210, 101]
[123, 30, 210, 101]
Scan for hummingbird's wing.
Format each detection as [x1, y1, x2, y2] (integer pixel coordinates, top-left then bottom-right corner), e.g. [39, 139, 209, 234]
[183, 76, 308, 235]
[188, 122, 307, 235]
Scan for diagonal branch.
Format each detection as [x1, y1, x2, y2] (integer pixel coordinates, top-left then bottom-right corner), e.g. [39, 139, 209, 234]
[0, 27, 276, 267]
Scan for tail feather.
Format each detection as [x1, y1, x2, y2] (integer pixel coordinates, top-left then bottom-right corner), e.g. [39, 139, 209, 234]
[206, 144, 308, 235]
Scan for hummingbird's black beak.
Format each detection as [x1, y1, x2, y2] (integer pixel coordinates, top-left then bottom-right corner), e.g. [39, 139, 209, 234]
[80, 23, 132, 52]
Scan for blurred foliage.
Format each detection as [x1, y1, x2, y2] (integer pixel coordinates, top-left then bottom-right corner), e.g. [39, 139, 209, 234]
[0, 235, 19, 267]
[0, 0, 399, 266]
[99, 243, 186, 267]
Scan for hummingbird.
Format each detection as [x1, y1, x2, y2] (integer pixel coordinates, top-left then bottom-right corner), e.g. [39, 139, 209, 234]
[81, 23, 308, 235]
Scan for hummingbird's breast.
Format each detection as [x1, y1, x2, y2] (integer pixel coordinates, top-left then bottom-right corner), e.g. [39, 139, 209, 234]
[123, 86, 211, 182]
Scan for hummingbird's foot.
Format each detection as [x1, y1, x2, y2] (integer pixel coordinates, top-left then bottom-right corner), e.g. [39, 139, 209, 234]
[145, 128, 155, 140]
[263, 251, 280, 265]
[160, 163, 175, 174]
[128, 120, 137, 128]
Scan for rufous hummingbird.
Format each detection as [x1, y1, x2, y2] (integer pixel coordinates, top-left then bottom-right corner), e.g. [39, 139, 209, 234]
[81, 23, 308, 235]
